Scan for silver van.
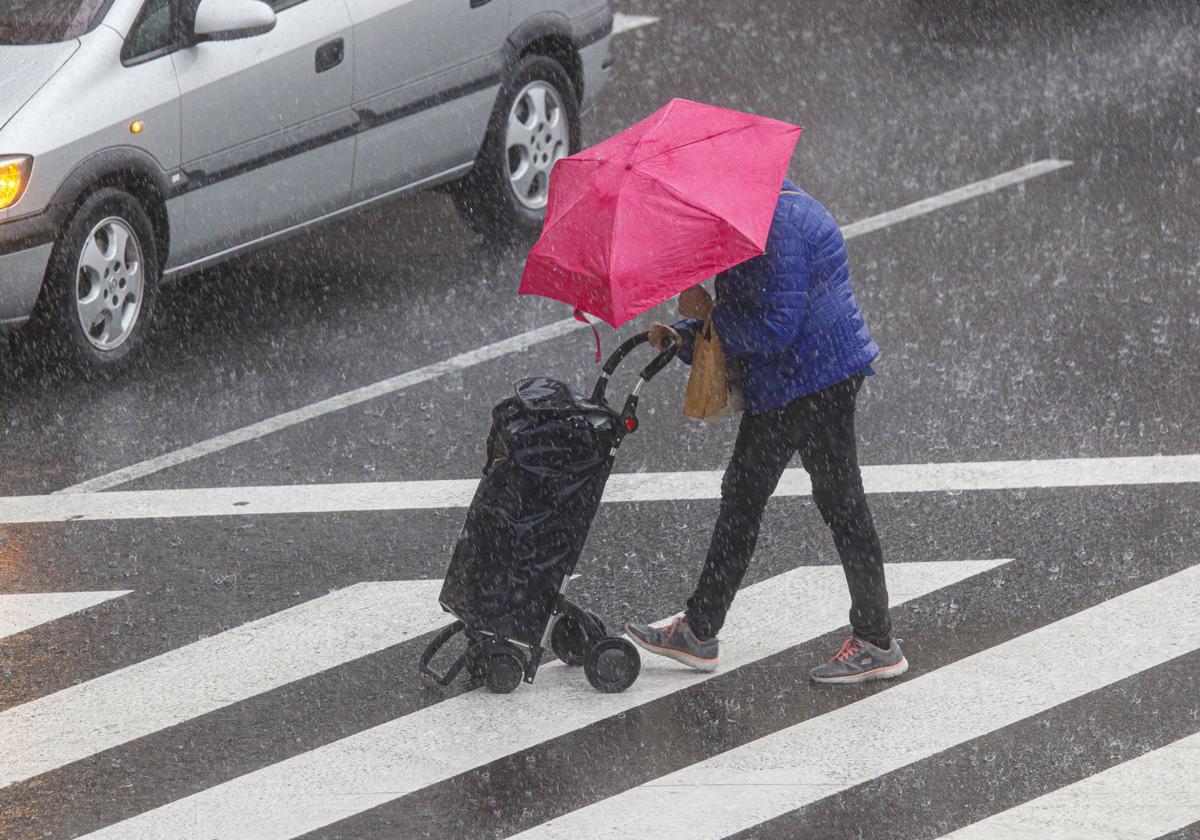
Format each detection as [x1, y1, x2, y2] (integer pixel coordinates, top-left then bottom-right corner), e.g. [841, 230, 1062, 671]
[0, 0, 613, 368]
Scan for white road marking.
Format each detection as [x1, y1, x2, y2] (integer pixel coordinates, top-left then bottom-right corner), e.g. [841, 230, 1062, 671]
[612, 13, 660, 35]
[54, 160, 1072, 496]
[6, 453, 1196, 524]
[0, 591, 131, 640]
[940, 730, 1200, 840]
[55, 318, 583, 495]
[77, 559, 1007, 839]
[512, 565, 1200, 840]
[0, 580, 446, 788]
[839, 158, 1073, 238]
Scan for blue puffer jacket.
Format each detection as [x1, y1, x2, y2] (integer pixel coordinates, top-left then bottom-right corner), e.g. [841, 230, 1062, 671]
[674, 181, 878, 414]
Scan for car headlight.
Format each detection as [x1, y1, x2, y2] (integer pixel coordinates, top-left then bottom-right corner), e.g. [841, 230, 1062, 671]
[0, 155, 32, 211]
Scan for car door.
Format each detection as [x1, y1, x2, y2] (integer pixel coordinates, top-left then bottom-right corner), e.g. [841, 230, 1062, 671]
[341, 0, 511, 203]
[169, 0, 356, 266]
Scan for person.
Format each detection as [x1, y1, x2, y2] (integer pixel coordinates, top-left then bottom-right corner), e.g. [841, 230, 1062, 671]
[624, 180, 908, 685]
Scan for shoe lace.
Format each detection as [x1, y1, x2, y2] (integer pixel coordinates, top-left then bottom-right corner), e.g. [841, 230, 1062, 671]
[833, 636, 864, 663]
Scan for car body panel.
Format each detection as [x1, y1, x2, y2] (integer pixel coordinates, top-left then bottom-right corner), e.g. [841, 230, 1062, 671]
[0, 41, 81, 133]
[170, 0, 356, 264]
[0, 242, 52, 326]
[343, 0, 510, 202]
[574, 11, 613, 113]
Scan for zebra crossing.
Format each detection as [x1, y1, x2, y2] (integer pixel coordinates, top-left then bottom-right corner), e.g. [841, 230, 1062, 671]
[0, 580, 445, 786]
[941, 731, 1200, 840]
[3, 545, 1198, 839]
[1, 134, 1194, 838]
[513, 564, 1200, 839]
[0, 591, 130, 640]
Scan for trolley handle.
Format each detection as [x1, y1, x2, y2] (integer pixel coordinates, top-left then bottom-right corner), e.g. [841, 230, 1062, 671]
[637, 337, 679, 383]
[590, 331, 678, 404]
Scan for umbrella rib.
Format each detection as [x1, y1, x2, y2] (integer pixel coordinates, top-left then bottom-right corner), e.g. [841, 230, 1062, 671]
[633, 122, 758, 167]
[605, 172, 627, 321]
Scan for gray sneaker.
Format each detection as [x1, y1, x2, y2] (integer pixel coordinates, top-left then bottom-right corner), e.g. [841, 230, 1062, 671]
[625, 616, 719, 672]
[810, 635, 908, 685]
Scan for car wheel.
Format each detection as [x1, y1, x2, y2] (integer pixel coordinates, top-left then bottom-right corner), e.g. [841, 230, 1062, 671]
[38, 187, 160, 373]
[453, 54, 581, 240]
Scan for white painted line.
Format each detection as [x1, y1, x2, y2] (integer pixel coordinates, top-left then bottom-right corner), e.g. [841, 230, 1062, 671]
[839, 158, 1074, 239]
[513, 564, 1200, 840]
[0, 580, 446, 788]
[612, 13, 660, 35]
[940, 730, 1200, 839]
[55, 318, 584, 495]
[77, 559, 1007, 839]
[6, 453, 1197, 524]
[54, 159, 1071, 496]
[0, 591, 131, 640]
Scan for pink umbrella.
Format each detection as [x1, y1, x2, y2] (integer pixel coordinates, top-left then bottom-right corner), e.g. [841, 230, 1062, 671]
[520, 98, 802, 342]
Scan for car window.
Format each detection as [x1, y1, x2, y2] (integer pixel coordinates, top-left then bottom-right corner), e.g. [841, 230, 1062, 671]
[0, 0, 107, 44]
[122, 0, 174, 61]
[270, 0, 306, 9]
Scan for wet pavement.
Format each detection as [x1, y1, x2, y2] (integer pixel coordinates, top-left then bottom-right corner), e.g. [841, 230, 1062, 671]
[2, 0, 1199, 837]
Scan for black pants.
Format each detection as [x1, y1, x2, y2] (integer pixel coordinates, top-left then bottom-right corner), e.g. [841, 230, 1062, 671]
[684, 374, 893, 648]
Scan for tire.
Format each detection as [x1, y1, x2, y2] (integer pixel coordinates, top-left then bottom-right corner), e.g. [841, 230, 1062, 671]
[484, 641, 527, 694]
[35, 187, 160, 373]
[584, 637, 641, 694]
[453, 53, 581, 240]
[550, 610, 607, 667]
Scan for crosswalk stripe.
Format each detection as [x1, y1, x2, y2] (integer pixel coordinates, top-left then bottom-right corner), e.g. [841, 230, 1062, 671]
[0, 591, 131, 640]
[3, 453, 1197, 524]
[0, 580, 444, 788]
[939, 730, 1200, 840]
[510, 564, 1200, 839]
[75, 559, 1006, 839]
[612, 13, 660, 35]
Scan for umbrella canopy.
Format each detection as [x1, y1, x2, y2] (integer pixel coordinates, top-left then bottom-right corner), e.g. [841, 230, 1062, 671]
[520, 98, 802, 328]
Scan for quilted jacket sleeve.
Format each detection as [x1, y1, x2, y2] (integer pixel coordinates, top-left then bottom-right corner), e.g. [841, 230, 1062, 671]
[668, 318, 704, 365]
[711, 210, 811, 359]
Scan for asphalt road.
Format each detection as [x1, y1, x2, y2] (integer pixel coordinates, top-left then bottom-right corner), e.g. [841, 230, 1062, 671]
[2, 0, 1199, 838]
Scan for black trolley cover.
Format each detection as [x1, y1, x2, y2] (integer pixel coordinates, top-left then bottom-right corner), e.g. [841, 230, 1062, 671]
[438, 376, 621, 646]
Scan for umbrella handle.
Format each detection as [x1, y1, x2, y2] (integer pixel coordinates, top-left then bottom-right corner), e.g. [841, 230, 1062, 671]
[590, 331, 678, 404]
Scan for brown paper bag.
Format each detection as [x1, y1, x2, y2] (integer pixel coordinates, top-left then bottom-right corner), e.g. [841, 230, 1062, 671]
[684, 318, 742, 421]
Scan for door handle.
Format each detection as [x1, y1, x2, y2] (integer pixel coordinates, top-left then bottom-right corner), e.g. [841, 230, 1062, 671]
[315, 38, 344, 73]
[470, 0, 494, 7]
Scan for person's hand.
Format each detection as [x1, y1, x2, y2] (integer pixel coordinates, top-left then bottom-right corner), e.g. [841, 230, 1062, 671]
[678, 285, 715, 320]
[649, 323, 681, 352]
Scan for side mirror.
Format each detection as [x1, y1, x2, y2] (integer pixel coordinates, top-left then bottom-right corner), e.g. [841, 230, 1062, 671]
[193, 0, 277, 42]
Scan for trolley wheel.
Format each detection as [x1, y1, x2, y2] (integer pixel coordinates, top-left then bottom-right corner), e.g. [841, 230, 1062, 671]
[485, 642, 526, 694]
[584, 637, 641, 693]
[551, 611, 606, 667]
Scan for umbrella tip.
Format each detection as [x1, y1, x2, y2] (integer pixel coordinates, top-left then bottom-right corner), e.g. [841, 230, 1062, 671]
[625, 163, 633, 170]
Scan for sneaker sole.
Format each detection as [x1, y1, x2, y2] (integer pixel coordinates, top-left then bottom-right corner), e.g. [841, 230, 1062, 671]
[810, 656, 909, 685]
[626, 632, 719, 672]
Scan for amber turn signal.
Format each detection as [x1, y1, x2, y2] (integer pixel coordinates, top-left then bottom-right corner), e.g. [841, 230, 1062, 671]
[0, 156, 31, 211]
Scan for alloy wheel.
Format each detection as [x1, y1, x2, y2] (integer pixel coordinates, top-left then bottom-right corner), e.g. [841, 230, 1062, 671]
[74, 216, 145, 352]
[504, 80, 569, 210]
